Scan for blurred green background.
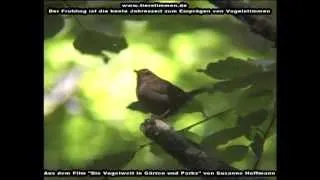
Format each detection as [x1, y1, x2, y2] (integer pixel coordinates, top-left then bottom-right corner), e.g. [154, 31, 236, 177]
[44, 1, 276, 179]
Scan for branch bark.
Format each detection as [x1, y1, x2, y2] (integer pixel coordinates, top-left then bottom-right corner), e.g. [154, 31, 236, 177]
[210, 0, 276, 44]
[44, 66, 83, 117]
[140, 118, 268, 180]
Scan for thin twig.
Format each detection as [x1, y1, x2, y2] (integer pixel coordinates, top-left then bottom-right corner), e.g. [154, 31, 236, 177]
[253, 100, 276, 169]
[177, 108, 234, 132]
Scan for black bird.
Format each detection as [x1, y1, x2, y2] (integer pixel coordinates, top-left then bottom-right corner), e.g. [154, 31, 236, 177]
[135, 69, 207, 119]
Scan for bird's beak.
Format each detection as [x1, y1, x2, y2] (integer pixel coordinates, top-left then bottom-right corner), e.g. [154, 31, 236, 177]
[134, 70, 138, 73]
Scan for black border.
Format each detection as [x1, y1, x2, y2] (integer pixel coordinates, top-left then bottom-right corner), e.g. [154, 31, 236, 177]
[12, 0, 43, 179]
[277, 0, 293, 179]
[277, 0, 285, 178]
[12, 0, 294, 179]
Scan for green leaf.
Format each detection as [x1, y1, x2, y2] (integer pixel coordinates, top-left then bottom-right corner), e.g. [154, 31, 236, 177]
[250, 133, 265, 160]
[198, 57, 262, 80]
[247, 89, 273, 97]
[86, 150, 136, 170]
[213, 78, 251, 93]
[44, 15, 64, 39]
[237, 109, 269, 129]
[219, 145, 249, 163]
[246, 71, 276, 90]
[178, 99, 205, 116]
[201, 127, 245, 149]
[73, 30, 128, 55]
[243, 127, 255, 141]
[210, 71, 275, 93]
[236, 86, 274, 115]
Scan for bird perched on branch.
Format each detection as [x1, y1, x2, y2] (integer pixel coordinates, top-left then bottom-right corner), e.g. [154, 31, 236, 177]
[135, 69, 208, 119]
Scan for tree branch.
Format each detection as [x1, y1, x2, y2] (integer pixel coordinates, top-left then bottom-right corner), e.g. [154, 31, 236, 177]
[140, 118, 268, 180]
[44, 66, 83, 117]
[210, 0, 276, 44]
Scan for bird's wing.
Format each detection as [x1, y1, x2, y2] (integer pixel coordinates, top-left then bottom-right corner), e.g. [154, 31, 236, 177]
[167, 84, 186, 98]
[138, 83, 170, 104]
[147, 79, 170, 94]
[166, 82, 189, 105]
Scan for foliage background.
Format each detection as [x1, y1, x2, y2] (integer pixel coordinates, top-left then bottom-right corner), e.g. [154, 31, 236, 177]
[44, 1, 277, 179]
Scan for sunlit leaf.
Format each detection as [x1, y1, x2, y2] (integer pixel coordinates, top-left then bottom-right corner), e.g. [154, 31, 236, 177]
[198, 57, 262, 80]
[73, 30, 128, 55]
